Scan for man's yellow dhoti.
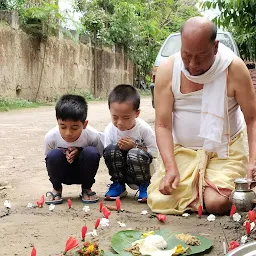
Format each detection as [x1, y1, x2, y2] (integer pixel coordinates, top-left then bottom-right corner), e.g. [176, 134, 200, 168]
[147, 131, 248, 215]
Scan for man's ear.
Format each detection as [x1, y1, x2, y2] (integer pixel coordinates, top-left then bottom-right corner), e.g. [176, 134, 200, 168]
[83, 120, 88, 129]
[214, 40, 219, 55]
[136, 109, 141, 118]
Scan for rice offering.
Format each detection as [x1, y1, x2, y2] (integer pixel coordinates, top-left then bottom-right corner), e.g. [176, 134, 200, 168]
[175, 233, 200, 246]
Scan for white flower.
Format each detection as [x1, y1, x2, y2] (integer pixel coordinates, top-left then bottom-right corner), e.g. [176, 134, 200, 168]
[82, 206, 90, 212]
[118, 221, 126, 227]
[141, 210, 148, 215]
[26, 203, 34, 208]
[49, 204, 55, 211]
[100, 218, 109, 227]
[223, 241, 227, 255]
[207, 214, 216, 221]
[182, 213, 190, 217]
[250, 222, 255, 231]
[241, 235, 247, 244]
[88, 229, 98, 237]
[233, 213, 241, 222]
[4, 200, 11, 209]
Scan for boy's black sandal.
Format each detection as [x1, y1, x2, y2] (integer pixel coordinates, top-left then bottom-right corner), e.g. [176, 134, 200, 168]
[45, 191, 63, 205]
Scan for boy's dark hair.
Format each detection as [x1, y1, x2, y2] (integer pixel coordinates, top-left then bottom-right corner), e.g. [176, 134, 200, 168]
[55, 94, 88, 122]
[108, 84, 140, 111]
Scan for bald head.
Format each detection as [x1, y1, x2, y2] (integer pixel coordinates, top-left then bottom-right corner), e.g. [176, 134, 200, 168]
[180, 17, 219, 76]
[181, 16, 217, 43]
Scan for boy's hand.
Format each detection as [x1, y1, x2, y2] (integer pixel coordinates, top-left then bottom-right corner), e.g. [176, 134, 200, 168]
[118, 137, 136, 151]
[66, 147, 79, 163]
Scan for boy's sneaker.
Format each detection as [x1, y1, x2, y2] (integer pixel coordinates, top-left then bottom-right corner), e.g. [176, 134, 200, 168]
[137, 181, 149, 203]
[105, 182, 127, 200]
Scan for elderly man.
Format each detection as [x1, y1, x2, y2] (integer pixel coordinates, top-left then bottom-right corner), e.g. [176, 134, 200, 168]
[147, 17, 256, 215]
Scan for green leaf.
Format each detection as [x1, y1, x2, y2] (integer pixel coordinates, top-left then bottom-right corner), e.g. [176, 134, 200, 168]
[104, 252, 120, 256]
[111, 229, 213, 255]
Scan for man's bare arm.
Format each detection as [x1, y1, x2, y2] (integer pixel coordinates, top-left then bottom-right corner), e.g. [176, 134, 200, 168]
[155, 56, 175, 169]
[230, 56, 256, 178]
[155, 56, 180, 193]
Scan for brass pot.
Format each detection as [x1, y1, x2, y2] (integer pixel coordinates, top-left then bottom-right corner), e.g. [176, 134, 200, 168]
[229, 178, 256, 212]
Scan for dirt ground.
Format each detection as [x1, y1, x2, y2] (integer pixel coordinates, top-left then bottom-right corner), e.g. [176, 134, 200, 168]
[0, 97, 250, 256]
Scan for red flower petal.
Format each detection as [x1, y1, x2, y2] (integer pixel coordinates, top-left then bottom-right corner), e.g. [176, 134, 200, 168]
[67, 199, 72, 209]
[31, 247, 36, 256]
[230, 205, 236, 217]
[245, 221, 251, 235]
[64, 237, 79, 253]
[102, 207, 111, 219]
[198, 205, 203, 217]
[99, 201, 103, 212]
[228, 240, 240, 251]
[157, 214, 166, 222]
[116, 198, 121, 211]
[37, 195, 44, 208]
[81, 226, 87, 241]
[248, 210, 255, 223]
[106, 209, 111, 218]
[94, 218, 100, 229]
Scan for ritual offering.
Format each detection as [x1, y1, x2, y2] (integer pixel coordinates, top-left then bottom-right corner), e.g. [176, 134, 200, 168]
[111, 229, 212, 255]
[175, 234, 200, 246]
[64, 241, 104, 256]
[76, 242, 104, 256]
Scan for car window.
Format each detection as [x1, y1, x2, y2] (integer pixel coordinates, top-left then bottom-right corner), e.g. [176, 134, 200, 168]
[161, 33, 234, 57]
[216, 33, 234, 52]
[161, 35, 181, 57]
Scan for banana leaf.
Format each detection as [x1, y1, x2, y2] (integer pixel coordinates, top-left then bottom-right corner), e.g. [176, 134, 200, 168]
[104, 252, 120, 256]
[111, 229, 213, 255]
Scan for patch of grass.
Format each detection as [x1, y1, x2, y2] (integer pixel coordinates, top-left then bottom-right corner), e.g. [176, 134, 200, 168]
[63, 91, 105, 102]
[0, 98, 48, 112]
[80, 92, 104, 101]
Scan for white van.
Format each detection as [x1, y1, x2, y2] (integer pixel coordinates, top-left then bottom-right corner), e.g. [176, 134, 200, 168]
[150, 32, 240, 107]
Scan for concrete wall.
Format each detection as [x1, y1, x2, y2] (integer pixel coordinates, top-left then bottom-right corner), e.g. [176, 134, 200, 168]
[0, 24, 135, 101]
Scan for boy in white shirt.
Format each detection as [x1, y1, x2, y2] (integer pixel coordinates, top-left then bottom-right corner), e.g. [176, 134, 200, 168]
[104, 84, 158, 203]
[44, 94, 103, 205]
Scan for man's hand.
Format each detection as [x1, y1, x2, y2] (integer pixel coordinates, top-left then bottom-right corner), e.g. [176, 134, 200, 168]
[66, 147, 79, 164]
[247, 163, 256, 181]
[118, 137, 135, 151]
[159, 168, 180, 195]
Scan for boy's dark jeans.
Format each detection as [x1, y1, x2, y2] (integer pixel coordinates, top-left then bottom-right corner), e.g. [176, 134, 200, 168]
[46, 146, 100, 191]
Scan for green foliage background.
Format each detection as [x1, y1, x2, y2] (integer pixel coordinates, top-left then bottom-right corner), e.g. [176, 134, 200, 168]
[74, 0, 200, 82]
[202, 0, 256, 61]
[0, 0, 81, 39]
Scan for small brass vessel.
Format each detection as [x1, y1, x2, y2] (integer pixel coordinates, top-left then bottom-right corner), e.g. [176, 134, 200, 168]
[229, 178, 256, 212]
